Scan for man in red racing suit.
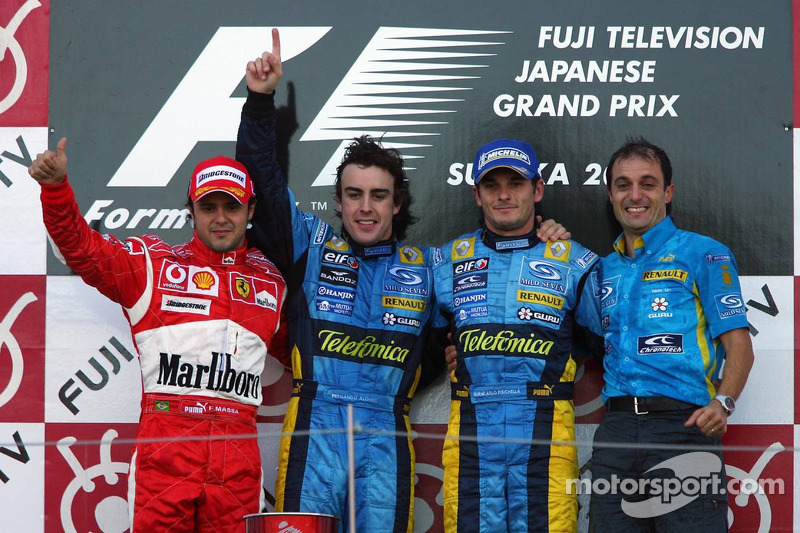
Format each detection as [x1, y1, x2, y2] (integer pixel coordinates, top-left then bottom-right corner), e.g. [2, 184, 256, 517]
[30, 140, 286, 532]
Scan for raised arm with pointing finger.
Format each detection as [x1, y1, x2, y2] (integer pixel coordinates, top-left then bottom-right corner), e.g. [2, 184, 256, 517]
[236, 28, 447, 533]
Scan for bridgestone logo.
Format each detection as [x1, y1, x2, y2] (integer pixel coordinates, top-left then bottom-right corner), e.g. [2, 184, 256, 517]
[160, 295, 211, 315]
[196, 166, 246, 186]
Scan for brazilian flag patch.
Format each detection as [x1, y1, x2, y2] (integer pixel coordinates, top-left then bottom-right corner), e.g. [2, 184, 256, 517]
[155, 401, 170, 412]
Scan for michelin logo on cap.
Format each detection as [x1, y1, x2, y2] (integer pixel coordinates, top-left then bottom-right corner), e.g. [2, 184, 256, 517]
[478, 148, 530, 169]
[473, 138, 541, 183]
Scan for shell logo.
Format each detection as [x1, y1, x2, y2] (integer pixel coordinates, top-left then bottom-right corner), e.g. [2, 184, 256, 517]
[192, 271, 216, 290]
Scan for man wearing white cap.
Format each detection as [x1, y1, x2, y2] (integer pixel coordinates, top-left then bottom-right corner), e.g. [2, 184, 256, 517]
[432, 139, 604, 532]
[29, 139, 286, 532]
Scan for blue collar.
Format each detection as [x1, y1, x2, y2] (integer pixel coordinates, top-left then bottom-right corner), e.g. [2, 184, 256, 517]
[613, 216, 677, 259]
[481, 228, 538, 252]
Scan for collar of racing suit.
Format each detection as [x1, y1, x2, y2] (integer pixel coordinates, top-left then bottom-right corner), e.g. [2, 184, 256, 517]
[341, 229, 397, 258]
[480, 227, 539, 252]
[188, 234, 249, 266]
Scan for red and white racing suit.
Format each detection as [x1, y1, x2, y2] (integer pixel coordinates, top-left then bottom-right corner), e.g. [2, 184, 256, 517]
[41, 179, 286, 532]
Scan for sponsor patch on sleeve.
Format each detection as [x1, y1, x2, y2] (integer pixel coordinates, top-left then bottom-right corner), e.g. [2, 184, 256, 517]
[574, 250, 597, 268]
[312, 220, 330, 245]
[705, 253, 732, 264]
[715, 293, 746, 318]
[433, 247, 443, 265]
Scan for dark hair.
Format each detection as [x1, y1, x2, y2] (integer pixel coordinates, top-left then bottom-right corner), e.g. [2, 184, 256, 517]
[605, 137, 672, 190]
[334, 135, 416, 240]
[605, 137, 672, 215]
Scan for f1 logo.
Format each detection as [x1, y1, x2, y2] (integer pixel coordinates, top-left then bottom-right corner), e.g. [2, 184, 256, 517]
[107, 27, 332, 188]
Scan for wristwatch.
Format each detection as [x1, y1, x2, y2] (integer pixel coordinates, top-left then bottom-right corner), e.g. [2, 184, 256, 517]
[714, 395, 736, 416]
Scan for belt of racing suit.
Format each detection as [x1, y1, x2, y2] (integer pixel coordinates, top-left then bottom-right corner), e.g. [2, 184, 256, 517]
[292, 379, 411, 414]
[142, 393, 257, 422]
[451, 382, 574, 403]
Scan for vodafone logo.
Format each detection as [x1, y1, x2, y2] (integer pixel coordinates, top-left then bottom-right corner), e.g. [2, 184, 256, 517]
[158, 261, 219, 296]
[165, 263, 187, 284]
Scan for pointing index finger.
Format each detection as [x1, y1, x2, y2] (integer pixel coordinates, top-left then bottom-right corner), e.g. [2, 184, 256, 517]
[272, 28, 281, 61]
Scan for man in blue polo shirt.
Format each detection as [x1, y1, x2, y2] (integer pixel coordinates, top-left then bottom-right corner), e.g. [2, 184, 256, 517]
[589, 138, 754, 531]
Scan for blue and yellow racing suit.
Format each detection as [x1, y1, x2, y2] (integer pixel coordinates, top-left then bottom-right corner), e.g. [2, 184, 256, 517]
[432, 228, 603, 532]
[236, 90, 443, 533]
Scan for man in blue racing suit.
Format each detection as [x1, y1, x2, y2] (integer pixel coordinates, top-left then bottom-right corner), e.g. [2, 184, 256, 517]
[432, 139, 604, 532]
[235, 30, 443, 533]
